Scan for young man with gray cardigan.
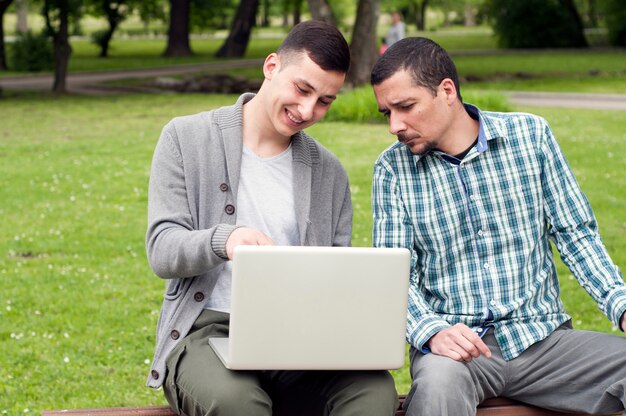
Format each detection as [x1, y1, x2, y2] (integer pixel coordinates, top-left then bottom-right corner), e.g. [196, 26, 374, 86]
[145, 21, 398, 416]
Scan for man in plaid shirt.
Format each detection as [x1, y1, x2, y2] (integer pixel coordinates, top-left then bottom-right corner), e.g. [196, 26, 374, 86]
[371, 37, 626, 415]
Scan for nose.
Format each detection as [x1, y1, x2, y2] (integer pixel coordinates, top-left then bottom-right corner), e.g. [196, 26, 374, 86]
[298, 98, 316, 121]
[388, 113, 406, 136]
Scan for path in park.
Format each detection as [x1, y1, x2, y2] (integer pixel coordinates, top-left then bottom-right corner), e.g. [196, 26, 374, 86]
[1, 59, 626, 110]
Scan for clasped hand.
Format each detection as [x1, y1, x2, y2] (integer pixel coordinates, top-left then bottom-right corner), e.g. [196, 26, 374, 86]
[225, 227, 274, 260]
[427, 323, 492, 362]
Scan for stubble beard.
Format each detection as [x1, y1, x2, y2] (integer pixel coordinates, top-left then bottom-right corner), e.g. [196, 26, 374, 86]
[398, 134, 436, 155]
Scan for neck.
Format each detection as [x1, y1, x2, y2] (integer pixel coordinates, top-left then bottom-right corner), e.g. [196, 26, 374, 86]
[243, 96, 292, 158]
[438, 103, 479, 156]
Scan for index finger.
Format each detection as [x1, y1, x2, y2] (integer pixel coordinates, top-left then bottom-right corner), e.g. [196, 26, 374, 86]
[460, 326, 492, 358]
[256, 233, 274, 246]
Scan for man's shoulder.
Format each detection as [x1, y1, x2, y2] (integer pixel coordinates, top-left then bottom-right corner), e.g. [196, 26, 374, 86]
[375, 141, 410, 166]
[166, 110, 212, 128]
[164, 95, 248, 135]
[296, 131, 344, 169]
[481, 109, 549, 132]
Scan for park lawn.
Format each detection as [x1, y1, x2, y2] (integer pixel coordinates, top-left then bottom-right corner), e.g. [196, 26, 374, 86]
[468, 74, 626, 94]
[0, 93, 624, 414]
[2, 25, 625, 95]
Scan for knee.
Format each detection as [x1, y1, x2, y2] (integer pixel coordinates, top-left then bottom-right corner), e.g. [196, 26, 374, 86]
[174, 377, 271, 416]
[337, 371, 399, 415]
[412, 356, 472, 395]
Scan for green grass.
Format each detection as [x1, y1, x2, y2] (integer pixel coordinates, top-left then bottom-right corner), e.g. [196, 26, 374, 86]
[408, 27, 499, 51]
[1, 37, 281, 77]
[468, 74, 626, 94]
[2, 21, 625, 95]
[0, 93, 624, 414]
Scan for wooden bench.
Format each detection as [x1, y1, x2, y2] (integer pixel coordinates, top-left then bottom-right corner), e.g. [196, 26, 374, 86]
[43, 396, 616, 416]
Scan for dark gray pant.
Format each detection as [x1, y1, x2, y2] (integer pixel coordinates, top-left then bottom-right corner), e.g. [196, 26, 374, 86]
[164, 309, 399, 416]
[404, 322, 626, 416]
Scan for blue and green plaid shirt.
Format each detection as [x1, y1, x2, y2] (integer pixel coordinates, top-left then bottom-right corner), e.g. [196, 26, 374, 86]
[372, 104, 626, 360]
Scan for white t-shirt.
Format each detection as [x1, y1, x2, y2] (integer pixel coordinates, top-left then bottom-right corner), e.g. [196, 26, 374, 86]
[205, 144, 300, 313]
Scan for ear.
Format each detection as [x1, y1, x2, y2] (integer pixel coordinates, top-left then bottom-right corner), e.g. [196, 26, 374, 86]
[263, 53, 279, 80]
[439, 78, 458, 104]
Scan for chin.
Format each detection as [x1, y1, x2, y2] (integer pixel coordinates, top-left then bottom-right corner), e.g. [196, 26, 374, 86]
[407, 142, 433, 156]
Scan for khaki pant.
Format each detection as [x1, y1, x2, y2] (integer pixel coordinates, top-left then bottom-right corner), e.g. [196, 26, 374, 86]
[404, 322, 626, 416]
[164, 309, 399, 416]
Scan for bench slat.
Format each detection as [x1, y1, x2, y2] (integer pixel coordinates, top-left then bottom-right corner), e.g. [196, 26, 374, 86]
[43, 397, 613, 416]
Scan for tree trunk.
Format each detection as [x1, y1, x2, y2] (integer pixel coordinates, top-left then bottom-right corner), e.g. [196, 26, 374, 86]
[16, 0, 27, 33]
[0, 0, 13, 71]
[464, 3, 476, 27]
[99, 22, 117, 58]
[587, 0, 597, 27]
[346, 0, 379, 87]
[293, 0, 301, 25]
[215, 0, 259, 58]
[100, 4, 121, 58]
[418, 0, 428, 31]
[164, 0, 193, 56]
[261, 0, 269, 27]
[307, 0, 335, 26]
[44, 0, 72, 93]
[559, 0, 588, 46]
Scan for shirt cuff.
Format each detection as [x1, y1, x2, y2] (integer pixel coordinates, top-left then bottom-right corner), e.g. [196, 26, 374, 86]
[603, 286, 626, 330]
[408, 316, 451, 354]
[211, 224, 241, 260]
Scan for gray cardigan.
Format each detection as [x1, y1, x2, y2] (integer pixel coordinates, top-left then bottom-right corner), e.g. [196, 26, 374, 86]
[145, 94, 353, 388]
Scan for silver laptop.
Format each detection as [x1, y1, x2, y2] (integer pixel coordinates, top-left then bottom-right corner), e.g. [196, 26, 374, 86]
[209, 245, 410, 370]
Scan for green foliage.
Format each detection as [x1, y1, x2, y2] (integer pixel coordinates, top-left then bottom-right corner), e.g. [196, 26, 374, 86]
[326, 86, 382, 123]
[604, 0, 626, 46]
[191, 0, 238, 31]
[484, 0, 587, 48]
[90, 28, 110, 49]
[325, 86, 512, 124]
[8, 31, 54, 72]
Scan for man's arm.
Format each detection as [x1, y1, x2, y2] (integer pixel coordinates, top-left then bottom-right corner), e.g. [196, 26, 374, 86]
[333, 179, 353, 247]
[539, 119, 626, 329]
[146, 127, 239, 278]
[372, 158, 461, 353]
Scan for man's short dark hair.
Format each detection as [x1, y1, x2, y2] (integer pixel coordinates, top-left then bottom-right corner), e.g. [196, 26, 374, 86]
[278, 20, 350, 74]
[371, 37, 462, 101]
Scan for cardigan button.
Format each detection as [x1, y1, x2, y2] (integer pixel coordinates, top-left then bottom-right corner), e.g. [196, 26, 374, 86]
[219, 183, 229, 192]
[194, 292, 205, 302]
[171, 330, 180, 340]
[225, 204, 235, 215]
[151, 370, 160, 380]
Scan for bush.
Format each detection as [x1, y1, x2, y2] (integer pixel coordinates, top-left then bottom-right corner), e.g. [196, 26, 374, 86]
[9, 31, 54, 72]
[90, 29, 110, 50]
[326, 87, 381, 123]
[484, 0, 587, 48]
[325, 86, 511, 124]
[604, 0, 626, 46]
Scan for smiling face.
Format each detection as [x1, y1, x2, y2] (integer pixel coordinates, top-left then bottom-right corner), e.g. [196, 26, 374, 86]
[373, 69, 457, 155]
[260, 51, 345, 140]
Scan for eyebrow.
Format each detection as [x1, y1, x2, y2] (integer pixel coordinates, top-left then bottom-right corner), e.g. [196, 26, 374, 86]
[295, 78, 337, 100]
[378, 98, 413, 113]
